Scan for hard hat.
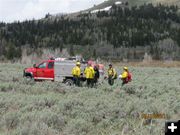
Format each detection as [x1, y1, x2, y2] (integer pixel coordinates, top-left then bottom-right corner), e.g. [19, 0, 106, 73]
[76, 62, 81, 65]
[124, 67, 128, 70]
[109, 63, 112, 66]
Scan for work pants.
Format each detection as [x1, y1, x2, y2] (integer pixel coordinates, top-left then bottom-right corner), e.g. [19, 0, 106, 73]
[73, 76, 80, 87]
[108, 76, 114, 86]
[121, 78, 128, 86]
[86, 78, 94, 88]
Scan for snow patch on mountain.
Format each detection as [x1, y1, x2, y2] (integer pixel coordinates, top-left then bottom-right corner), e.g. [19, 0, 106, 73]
[89, 1, 123, 14]
[91, 9, 100, 13]
[91, 6, 112, 13]
[100, 6, 112, 11]
[115, 1, 122, 5]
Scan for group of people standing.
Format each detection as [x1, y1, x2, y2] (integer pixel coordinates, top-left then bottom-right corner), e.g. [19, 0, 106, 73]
[72, 61, 131, 87]
[72, 61, 99, 87]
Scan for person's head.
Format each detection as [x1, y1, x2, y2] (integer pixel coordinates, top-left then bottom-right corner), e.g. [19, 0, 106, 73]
[109, 63, 112, 68]
[94, 65, 98, 70]
[76, 62, 81, 67]
[123, 66, 128, 71]
[87, 61, 92, 67]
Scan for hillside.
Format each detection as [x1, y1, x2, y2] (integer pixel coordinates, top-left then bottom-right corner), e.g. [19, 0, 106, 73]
[0, 1, 180, 62]
[128, 0, 180, 6]
[53, 0, 180, 19]
[81, 0, 180, 13]
[83, 0, 127, 12]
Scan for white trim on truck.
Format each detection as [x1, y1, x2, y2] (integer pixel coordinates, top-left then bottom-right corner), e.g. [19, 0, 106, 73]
[34, 77, 54, 80]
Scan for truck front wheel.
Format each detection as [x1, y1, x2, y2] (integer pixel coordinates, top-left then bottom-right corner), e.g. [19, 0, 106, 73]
[26, 75, 33, 81]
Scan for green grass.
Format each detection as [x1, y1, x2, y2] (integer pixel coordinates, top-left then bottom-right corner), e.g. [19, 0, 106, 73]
[0, 63, 179, 135]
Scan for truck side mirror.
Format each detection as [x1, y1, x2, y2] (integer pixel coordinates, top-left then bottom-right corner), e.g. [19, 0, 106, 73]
[33, 64, 37, 68]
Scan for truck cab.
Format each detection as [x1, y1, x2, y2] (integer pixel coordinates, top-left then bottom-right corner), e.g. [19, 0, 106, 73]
[24, 60, 55, 81]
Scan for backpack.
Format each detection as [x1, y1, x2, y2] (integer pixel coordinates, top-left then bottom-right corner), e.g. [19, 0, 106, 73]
[127, 72, 132, 82]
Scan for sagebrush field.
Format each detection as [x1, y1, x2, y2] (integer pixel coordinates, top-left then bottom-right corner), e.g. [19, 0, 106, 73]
[0, 63, 179, 135]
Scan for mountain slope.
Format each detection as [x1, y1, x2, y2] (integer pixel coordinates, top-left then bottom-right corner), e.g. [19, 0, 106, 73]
[50, 0, 180, 20]
[84, 0, 127, 12]
[1, 0, 180, 61]
[128, 0, 180, 6]
[85, 0, 180, 12]
[67, 0, 180, 18]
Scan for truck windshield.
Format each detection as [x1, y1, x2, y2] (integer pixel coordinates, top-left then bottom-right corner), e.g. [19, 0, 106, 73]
[38, 62, 47, 68]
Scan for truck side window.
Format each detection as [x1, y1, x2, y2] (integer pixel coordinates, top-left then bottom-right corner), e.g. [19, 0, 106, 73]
[38, 62, 47, 68]
[48, 62, 54, 69]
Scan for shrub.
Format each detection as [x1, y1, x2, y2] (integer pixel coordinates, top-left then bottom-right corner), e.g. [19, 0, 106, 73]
[2, 112, 19, 130]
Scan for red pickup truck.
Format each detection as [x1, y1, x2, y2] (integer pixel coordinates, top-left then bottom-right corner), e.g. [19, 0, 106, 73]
[24, 59, 55, 81]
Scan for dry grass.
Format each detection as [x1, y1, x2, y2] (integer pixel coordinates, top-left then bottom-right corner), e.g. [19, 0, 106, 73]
[0, 62, 179, 135]
[110, 60, 180, 68]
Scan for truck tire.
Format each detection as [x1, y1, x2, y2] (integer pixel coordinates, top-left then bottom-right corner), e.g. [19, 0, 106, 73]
[26, 76, 33, 81]
[26, 75, 32, 79]
[64, 79, 74, 86]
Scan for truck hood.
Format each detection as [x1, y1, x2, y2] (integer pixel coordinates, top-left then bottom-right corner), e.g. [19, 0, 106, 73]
[25, 67, 36, 73]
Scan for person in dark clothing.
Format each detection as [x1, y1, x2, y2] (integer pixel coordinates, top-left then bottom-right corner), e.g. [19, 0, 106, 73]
[94, 65, 100, 85]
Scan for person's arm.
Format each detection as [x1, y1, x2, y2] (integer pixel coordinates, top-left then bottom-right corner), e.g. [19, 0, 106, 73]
[92, 68, 95, 77]
[76, 68, 79, 77]
[113, 69, 117, 78]
[72, 67, 74, 76]
[84, 68, 87, 74]
[97, 70, 100, 78]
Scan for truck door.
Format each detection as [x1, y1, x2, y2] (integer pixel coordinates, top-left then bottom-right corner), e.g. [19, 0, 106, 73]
[35, 62, 47, 79]
[44, 61, 54, 80]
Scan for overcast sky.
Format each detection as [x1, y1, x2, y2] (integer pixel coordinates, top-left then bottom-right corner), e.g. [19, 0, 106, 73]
[0, 0, 105, 23]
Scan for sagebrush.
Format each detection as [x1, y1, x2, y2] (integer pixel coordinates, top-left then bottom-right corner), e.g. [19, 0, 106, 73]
[0, 63, 179, 135]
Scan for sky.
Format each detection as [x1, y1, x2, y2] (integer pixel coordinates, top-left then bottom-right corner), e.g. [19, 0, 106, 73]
[0, 0, 105, 23]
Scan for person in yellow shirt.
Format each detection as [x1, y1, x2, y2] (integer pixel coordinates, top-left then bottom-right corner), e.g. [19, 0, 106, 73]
[119, 67, 132, 86]
[107, 64, 117, 85]
[84, 62, 95, 88]
[72, 62, 81, 86]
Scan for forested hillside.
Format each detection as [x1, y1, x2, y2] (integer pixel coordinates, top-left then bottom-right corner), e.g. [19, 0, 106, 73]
[0, 3, 180, 61]
[128, 0, 180, 6]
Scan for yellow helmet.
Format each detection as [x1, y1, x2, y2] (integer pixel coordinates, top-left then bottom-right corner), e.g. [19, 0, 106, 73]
[76, 62, 81, 65]
[124, 67, 128, 70]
